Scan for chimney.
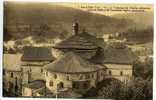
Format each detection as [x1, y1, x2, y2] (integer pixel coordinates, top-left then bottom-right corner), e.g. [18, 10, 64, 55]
[72, 22, 79, 35]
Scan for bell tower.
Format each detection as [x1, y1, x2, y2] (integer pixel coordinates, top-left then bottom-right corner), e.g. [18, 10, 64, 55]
[72, 22, 79, 35]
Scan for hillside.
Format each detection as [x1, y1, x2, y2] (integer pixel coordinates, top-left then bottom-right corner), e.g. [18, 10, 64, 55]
[4, 2, 133, 40]
[111, 12, 153, 29]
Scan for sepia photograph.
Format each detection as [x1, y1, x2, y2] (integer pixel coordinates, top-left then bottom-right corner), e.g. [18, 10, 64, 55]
[3, 1, 153, 99]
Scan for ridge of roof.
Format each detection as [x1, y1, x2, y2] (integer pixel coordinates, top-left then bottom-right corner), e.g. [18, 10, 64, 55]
[53, 32, 105, 49]
[44, 52, 104, 73]
[90, 44, 138, 65]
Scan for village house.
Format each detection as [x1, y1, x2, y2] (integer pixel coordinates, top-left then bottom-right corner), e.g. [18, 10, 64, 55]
[90, 41, 138, 81]
[21, 46, 55, 96]
[104, 42, 137, 81]
[21, 46, 55, 84]
[3, 54, 22, 96]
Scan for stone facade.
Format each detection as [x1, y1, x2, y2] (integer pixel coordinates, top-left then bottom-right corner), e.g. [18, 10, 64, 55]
[21, 61, 51, 84]
[3, 70, 22, 96]
[45, 69, 106, 93]
[105, 64, 132, 81]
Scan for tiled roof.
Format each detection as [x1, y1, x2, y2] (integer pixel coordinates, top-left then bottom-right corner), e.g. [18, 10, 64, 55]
[44, 52, 104, 73]
[90, 43, 138, 64]
[53, 32, 105, 50]
[21, 46, 55, 61]
[103, 43, 138, 64]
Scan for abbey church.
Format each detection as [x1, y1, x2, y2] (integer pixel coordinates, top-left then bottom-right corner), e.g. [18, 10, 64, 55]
[3, 22, 137, 98]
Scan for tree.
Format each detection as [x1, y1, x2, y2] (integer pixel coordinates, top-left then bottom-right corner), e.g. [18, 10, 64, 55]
[4, 28, 13, 41]
[133, 57, 153, 80]
[38, 24, 50, 36]
[90, 78, 152, 100]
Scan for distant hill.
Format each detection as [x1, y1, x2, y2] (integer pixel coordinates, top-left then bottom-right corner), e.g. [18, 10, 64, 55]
[4, 2, 153, 44]
[4, 2, 134, 40]
[111, 12, 153, 44]
[111, 12, 153, 30]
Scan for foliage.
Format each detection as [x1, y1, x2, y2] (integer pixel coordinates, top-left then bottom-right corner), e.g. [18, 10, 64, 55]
[38, 24, 50, 36]
[92, 78, 153, 100]
[4, 28, 13, 42]
[133, 57, 153, 80]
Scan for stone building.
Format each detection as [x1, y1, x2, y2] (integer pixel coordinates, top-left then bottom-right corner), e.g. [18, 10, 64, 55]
[6, 22, 138, 98]
[52, 23, 105, 59]
[44, 52, 105, 94]
[90, 42, 138, 81]
[3, 54, 22, 96]
[21, 46, 55, 84]
[22, 80, 46, 97]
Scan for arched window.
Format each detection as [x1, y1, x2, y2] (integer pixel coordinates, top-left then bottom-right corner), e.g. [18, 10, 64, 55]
[67, 76, 70, 80]
[54, 74, 57, 79]
[46, 72, 48, 76]
[101, 72, 103, 76]
[85, 74, 90, 79]
[49, 81, 53, 86]
[92, 74, 94, 78]
[109, 70, 112, 75]
[29, 68, 32, 72]
[83, 82, 89, 89]
[120, 71, 123, 76]
[10, 72, 13, 78]
[58, 82, 64, 89]
[21, 68, 23, 72]
[80, 75, 83, 80]
[41, 68, 43, 73]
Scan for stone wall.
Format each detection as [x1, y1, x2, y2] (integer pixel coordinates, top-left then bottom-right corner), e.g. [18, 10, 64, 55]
[105, 64, 133, 81]
[45, 70, 103, 93]
[3, 70, 22, 95]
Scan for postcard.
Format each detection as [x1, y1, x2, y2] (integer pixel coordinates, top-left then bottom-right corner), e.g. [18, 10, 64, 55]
[2, 1, 153, 99]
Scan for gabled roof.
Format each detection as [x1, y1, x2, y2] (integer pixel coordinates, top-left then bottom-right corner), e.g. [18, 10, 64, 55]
[90, 43, 138, 65]
[53, 32, 105, 50]
[44, 52, 104, 73]
[21, 46, 55, 61]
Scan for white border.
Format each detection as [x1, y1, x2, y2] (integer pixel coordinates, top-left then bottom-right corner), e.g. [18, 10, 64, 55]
[0, 0, 155, 100]
[3, 0, 156, 4]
